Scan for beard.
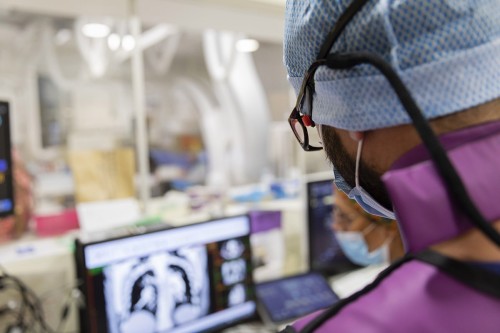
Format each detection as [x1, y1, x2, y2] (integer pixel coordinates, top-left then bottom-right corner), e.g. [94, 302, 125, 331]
[321, 125, 393, 211]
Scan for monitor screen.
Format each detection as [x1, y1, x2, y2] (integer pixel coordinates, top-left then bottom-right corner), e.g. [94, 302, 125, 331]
[75, 215, 256, 333]
[255, 272, 339, 324]
[0, 102, 13, 217]
[307, 179, 359, 275]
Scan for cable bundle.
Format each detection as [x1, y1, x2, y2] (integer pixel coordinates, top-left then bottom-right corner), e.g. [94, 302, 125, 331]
[0, 265, 73, 333]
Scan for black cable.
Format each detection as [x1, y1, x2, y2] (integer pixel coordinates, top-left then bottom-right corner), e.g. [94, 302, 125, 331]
[0, 276, 28, 331]
[326, 52, 500, 247]
[300, 254, 415, 333]
[317, 0, 370, 59]
[0, 265, 57, 333]
[55, 290, 73, 333]
[40, 280, 84, 333]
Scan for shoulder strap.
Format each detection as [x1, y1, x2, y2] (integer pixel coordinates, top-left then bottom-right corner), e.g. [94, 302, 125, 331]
[294, 254, 415, 333]
[282, 250, 500, 333]
[414, 249, 500, 298]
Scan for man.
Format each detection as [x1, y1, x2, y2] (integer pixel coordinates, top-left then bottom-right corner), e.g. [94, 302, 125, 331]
[282, 0, 500, 332]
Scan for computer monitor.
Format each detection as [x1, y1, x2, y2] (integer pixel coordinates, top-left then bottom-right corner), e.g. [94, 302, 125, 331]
[75, 215, 256, 333]
[306, 174, 360, 276]
[0, 101, 14, 217]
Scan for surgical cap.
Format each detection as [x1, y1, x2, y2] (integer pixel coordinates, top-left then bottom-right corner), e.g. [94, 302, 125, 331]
[284, 0, 500, 131]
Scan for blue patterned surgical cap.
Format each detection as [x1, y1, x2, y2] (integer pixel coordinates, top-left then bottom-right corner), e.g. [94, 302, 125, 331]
[284, 0, 500, 131]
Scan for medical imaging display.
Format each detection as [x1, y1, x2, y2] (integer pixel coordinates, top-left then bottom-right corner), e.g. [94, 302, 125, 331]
[76, 216, 256, 333]
[208, 237, 254, 312]
[220, 239, 247, 285]
[307, 180, 360, 275]
[103, 246, 210, 333]
[0, 102, 13, 217]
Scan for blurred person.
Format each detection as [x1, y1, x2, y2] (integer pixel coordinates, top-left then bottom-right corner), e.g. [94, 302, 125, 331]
[282, 0, 500, 332]
[330, 190, 404, 299]
[332, 191, 404, 266]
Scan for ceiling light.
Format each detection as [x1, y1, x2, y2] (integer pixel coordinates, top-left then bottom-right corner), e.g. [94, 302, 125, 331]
[82, 23, 111, 38]
[122, 35, 136, 51]
[236, 39, 260, 53]
[55, 29, 72, 45]
[107, 33, 121, 51]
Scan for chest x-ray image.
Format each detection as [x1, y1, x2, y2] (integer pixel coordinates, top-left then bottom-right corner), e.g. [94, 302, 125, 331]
[103, 245, 210, 333]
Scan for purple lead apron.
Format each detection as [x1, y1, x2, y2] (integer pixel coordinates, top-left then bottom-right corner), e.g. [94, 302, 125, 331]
[284, 122, 500, 333]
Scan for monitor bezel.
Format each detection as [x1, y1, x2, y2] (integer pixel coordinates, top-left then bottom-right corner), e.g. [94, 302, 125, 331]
[0, 101, 14, 218]
[304, 173, 361, 276]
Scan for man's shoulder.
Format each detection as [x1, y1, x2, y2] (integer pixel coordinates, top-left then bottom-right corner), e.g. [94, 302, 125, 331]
[283, 259, 500, 333]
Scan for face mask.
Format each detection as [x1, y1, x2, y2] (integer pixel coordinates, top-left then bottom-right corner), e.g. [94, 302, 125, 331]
[333, 139, 396, 220]
[332, 165, 354, 194]
[335, 224, 390, 266]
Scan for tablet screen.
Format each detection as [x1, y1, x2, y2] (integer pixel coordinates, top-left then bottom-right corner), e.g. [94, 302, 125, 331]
[256, 272, 339, 324]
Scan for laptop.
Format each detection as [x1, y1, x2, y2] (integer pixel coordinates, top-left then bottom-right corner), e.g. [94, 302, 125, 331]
[75, 215, 256, 333]
[255, 272, 340, 329]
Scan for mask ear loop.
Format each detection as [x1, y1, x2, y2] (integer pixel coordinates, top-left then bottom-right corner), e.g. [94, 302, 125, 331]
[384, 231, 396, 248]
[361, 222, 376, 235]
[362, 222, 394, 250]
[317, 124, 323, 146]
[355, 139, 363, 189]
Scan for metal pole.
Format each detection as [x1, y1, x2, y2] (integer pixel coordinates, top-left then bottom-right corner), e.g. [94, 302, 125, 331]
[129, 0, 150, 213]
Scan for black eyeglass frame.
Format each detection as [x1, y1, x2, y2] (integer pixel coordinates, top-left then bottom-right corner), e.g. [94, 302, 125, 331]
[288, 60, 325, 152]
[288, 0, 370, 152]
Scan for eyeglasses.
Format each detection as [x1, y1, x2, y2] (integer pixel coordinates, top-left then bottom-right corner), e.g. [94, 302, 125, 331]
[332, 205, 358, 230]
[288, 60, 325, 152]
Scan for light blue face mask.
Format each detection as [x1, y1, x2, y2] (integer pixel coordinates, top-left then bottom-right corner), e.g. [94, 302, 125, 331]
[333, 139, 396, 220]
[335, 224, 390, 266]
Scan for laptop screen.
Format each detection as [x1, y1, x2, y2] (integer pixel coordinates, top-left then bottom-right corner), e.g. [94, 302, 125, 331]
[307, 179, 360, 275]
[256, 272, 339, 324]
[75, 215, 256, 333]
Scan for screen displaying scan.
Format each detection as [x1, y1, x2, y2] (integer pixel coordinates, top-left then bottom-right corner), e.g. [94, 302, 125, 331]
[256, 272, 339, 324]
[307, 179, 359, 275]
[75, 216, 256, 333]
[0, 102, 13, 217]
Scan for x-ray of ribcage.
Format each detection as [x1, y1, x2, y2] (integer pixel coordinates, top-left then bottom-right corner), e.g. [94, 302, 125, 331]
[103, 245, 210, 333]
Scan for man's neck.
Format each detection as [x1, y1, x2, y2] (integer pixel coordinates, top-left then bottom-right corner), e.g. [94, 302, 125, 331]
[431, 220, 500, 262]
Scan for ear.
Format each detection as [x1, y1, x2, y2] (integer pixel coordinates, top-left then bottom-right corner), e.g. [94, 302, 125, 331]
[348, 131, 364, 142]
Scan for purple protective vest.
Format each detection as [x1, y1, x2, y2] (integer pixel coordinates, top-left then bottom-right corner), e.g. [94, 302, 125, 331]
[288, 122, 500, 333]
